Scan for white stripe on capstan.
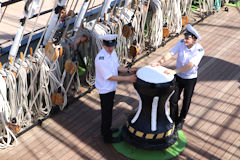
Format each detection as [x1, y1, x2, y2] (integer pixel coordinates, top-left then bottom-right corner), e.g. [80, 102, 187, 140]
[131, 89, 142, 124]
[151, 96, 159, 131]
[165, 91, 175, 123]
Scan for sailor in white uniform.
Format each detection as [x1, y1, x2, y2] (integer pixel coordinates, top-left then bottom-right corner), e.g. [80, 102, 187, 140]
[95, 34, 137, 143]
[152, 24, 204, 130]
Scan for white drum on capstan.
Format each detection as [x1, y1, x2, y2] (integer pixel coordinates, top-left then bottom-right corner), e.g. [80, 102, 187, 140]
[136, 66, 174, 84]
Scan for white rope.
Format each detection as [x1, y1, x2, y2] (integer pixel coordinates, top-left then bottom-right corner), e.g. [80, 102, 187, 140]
[181, 0, 189, 15]
[59, 0, 79, 44]
[5, 70, 18, 124]
[149, 0, 163, 48]
[47, 57, 67, 110]
[25, 55, 39, 121]
[18, 0, 45, 76]
[171, 0, 182, 33]
[0, 75, 18, 149]
[14, 61, 31, 127]
[27, 50, 53, 116]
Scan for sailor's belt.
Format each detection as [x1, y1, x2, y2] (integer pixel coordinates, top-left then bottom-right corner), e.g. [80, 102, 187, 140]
[126, 121, 175, 140]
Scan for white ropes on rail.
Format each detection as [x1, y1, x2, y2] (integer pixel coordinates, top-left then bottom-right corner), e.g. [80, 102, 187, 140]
[0, 74, 18, 149]
[34, 51, 52, 116]
[199, 0, 214, 14]
[15, 60, 31, 127]
[25, 55, 39, 121]
[167, 0, 182, 34]
[149, 0, 163, 48]
[181, 0, 192, 16]
[5, 70, 18, 124]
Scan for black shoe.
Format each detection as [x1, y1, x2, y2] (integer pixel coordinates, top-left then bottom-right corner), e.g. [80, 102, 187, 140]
[103, 136, 122, 143]
[176, 120, 185, 130]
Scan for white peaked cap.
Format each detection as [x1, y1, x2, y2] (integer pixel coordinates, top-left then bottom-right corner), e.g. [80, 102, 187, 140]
[99, 34, 118, 41]
[185, 24, 201, 40]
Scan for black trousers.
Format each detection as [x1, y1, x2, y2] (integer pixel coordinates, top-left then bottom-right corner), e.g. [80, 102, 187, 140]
[99, 91, 115, 138]
[170, 75, 197, 124]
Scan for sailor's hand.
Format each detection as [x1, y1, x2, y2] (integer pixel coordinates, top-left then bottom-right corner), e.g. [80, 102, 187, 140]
[129, 68, 138, 74]
[151, 62, 160, 67]
[151, 59, 164, 67]
[164, 69, 176, 75]
[128, 75, 137, 82]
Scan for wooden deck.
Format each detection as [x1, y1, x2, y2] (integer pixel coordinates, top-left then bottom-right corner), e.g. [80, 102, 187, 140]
[0, 5, 240, 160]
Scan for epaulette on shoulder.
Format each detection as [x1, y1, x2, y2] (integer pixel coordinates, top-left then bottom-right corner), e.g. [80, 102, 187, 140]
[180, 39, 184, 43]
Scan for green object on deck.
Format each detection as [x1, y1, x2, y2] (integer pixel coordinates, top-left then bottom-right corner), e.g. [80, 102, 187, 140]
[191, 2, 200, 12]
[78, 66, 86, 76]
[112, 130, 187, 160]
[225, 1, 240, 7]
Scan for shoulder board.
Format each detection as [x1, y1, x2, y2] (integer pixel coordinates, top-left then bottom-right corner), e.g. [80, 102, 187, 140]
[99, 56, 104, 60]
[180, 39, 184, 43]
[198, 48, 203, 52]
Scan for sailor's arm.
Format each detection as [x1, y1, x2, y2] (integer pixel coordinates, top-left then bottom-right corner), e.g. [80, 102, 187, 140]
[118, 66, 138, 74]
[152, 52, 173, 66]
[108, 75, 137, 82]
[164, 62, 194, 75]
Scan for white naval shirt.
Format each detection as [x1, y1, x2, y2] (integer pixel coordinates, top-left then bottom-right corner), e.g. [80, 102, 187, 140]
[170, 39, 204, 79]
[95, 48, 120, 94]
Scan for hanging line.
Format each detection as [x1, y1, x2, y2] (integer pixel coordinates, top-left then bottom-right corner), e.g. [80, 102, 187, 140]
[4, 0, 41, 128]
[138, 0, 151, 49]
[0, 74, 18, 149]
[27, 47, 60, 115]
[0, 0, 8, 23]
[149, 0, 163, 48]
[27, 0, 59, 96]
[58, 0, 79, 44]
[17, 0, 45, 78]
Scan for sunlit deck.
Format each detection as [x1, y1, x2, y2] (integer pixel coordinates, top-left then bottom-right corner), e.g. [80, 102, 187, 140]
[0, 4, 239, 160]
